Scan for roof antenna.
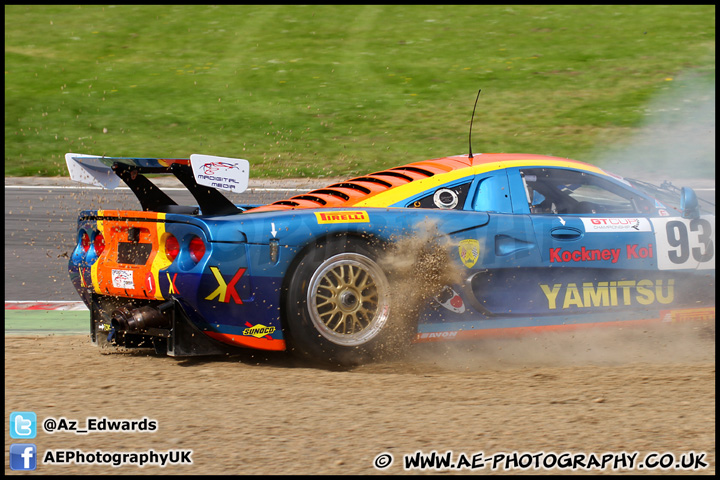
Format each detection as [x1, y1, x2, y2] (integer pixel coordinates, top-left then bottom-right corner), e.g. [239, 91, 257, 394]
[468, 89, 481, 160]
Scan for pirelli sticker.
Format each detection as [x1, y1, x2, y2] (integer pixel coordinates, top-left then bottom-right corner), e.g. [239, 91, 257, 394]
[315, 210, 369, 224]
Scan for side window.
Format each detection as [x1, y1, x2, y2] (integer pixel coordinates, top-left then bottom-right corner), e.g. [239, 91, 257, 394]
[472, 173, 512, 213]
[406, 182, 472, 210]
[520, 168, 650, 215]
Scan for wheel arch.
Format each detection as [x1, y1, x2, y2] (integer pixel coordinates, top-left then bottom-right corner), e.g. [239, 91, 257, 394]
[278, 231, 390, 337]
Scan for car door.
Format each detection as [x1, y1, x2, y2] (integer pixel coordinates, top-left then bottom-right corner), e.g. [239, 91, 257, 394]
[506, 166, 689, 317]
[440, 170, 546, 318]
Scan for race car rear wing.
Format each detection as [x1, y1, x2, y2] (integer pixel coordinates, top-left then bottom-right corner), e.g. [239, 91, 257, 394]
[65, 153, 249, 216]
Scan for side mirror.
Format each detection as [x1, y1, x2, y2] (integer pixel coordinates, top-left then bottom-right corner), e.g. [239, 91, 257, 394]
[680, 187, 700, 219]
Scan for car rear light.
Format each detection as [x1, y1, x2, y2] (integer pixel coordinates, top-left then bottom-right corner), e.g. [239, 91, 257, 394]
[94, 232, 105, 255]
[189, 236, 205, 263]
[165, 235, 179, 262]
[81, 231, 90, 253]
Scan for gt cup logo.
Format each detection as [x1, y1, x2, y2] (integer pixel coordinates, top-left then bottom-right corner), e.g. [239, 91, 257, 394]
[581, 217, 651, 232]
[458, 239, 480, 268]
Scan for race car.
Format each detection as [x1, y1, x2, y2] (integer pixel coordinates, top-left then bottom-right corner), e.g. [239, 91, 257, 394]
[66, 151, 715, 365]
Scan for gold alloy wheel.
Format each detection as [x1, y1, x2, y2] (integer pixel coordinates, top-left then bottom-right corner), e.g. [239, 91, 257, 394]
[307, 253, 391, 346]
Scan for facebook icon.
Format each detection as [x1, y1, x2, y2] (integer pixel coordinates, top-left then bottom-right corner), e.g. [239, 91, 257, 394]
[10, 444, 37, 470]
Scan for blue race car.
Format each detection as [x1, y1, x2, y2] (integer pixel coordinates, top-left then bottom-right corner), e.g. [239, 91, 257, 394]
[66, 152, 715, 365]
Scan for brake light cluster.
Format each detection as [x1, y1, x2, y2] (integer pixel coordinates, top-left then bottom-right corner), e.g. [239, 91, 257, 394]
[165, 235, 179, 261]
[75, 229, 206, 267]
[94, 233, 105, 255]
[76, 229, 105, 262]
[164, 234, 206, 264]
[188, 236, 206, 263]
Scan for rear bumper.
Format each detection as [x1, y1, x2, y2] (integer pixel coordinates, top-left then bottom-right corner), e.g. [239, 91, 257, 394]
[89, 294, 245, 356]
[69, 210, 290, 354]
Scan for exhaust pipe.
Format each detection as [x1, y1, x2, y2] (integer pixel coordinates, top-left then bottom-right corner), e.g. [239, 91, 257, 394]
[110, 305, 171, 333]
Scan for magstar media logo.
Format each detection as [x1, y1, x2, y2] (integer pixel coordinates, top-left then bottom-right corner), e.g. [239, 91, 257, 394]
[200, 161, 240, 175]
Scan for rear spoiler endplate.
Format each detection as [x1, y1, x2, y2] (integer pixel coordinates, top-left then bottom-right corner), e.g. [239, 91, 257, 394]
[65, 153, 249, 216]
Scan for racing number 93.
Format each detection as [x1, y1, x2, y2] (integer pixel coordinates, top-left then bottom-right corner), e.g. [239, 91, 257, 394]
[652, 217, 715, 270]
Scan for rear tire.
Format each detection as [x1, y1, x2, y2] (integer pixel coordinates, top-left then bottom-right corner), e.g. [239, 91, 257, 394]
[284, 236, 412, 366]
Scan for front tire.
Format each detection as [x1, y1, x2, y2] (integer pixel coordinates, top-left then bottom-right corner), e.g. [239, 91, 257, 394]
[284, 237, 411, 366]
